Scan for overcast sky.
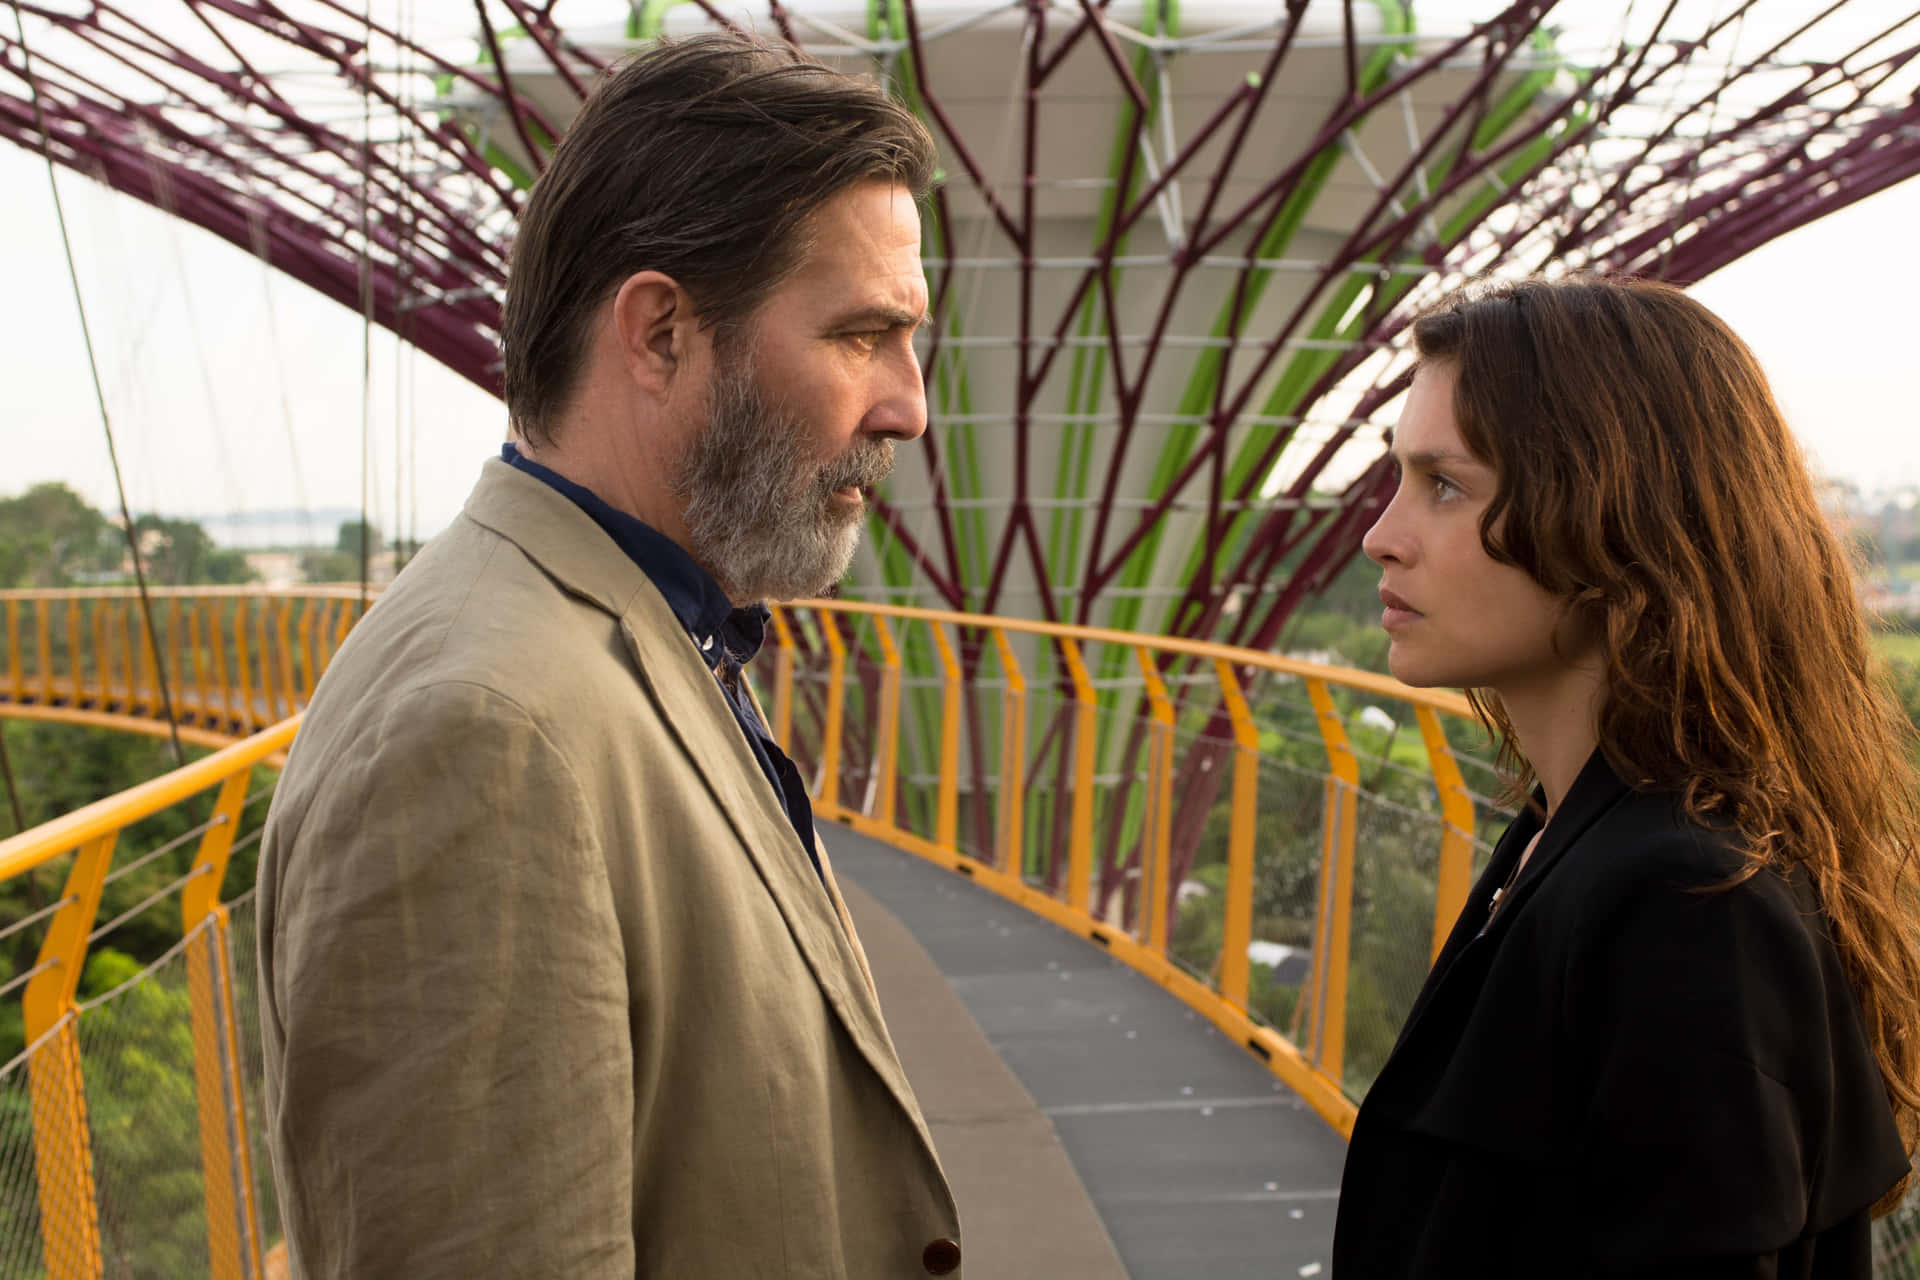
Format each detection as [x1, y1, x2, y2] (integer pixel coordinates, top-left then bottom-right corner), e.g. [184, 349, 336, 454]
[3, 140, 1917, 545]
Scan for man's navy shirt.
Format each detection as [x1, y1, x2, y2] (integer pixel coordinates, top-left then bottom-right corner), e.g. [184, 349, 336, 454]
[502, 444, 823, 884]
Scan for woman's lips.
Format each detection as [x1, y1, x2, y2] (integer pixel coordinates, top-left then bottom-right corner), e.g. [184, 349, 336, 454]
[1379, 586, 1422, 630]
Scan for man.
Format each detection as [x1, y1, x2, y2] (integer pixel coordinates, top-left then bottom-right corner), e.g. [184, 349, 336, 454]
[256, 33, 962, 1277]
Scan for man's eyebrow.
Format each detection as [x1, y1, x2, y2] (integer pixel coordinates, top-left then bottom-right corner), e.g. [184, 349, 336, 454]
[832, 306, 931, 332]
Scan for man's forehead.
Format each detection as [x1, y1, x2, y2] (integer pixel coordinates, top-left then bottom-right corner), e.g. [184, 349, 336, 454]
[789, 184, 926, 297]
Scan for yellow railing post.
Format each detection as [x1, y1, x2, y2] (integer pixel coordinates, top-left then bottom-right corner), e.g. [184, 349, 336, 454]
[320, 598, 343, 671]
[183, 771, 264, 1280]
[232, 600, 254, 735]
[64, 601, 82, 706]
[206, 601, 233, 733]
[1304, 677, 1360, 1084]
[928, 623, 961, 853]
[990, 629, 1026, 878]
[187, 607, 207, 724]
[1135, 648, 1175, 953]
[766, 607, 795, 751]
[870, 617, 902, 828]
[6, 597, 20, 704]
[37, 599, 54, 706]
[23, 831, 116, 1280]
[819, 612, 846, 812]
[1415, 705, 1477, 963]
[297, 600, 320, 705]
[274, 599, 296, 717]
[1056, 637, 1097, 914]
[253, 598, 276, 723]
[165, 599, 183, 720]
[1213, 661, 1259, 1010]
[120, 601, 136, 714]
[133, 601, 154, 717]
[331, 599, 352, 656]
[91, 605, 110, 708]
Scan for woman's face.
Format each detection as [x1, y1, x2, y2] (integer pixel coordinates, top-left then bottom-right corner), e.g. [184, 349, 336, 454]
[1362, 362, 1583, 696]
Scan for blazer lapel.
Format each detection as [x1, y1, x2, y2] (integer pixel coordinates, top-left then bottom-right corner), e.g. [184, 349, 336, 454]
[1378, 751, 1631, 1085]
[464, 461, 935, 1148]
[616, 605, 933, 1141]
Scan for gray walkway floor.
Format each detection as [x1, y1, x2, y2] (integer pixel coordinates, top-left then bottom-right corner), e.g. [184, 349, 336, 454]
[826, 825, 1348, 1280]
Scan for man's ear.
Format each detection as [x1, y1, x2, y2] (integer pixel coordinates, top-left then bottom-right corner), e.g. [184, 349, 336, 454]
[610, 270, 696, 397]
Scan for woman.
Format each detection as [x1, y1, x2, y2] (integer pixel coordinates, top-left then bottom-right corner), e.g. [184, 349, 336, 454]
[1334, 276, 1920, 1277]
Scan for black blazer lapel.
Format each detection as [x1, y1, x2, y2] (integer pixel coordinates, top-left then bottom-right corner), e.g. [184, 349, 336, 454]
[1372, 752, 1632, 1101]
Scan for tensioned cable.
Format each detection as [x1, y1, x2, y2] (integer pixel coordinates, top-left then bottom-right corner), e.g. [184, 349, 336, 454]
[397, 0, 418, 571]
[358, 0, 376, 614]
[9, 0, 184, 767]
[0, 729, 25, 837]
[249, 209, 318, 550]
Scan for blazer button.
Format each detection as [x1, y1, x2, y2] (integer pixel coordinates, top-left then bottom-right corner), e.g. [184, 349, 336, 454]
[922, 1238, 961, 1275]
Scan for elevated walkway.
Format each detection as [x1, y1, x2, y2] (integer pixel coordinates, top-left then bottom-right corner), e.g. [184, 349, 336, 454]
[833, 824, 1342, 1277]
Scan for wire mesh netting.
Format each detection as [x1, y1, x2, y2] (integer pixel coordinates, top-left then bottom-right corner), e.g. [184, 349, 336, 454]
[75, 936, 215, 1280]
[1341, 788, 1447, 1098]
[1875, 1184, 1920, 1278]
[0, 1030, 48, 1276]
[225, 895, 281, 1258]
[0, 907, 276, 1280]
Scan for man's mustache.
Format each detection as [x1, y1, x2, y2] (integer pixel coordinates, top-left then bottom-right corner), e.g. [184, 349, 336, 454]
[817, 440, 895, 492]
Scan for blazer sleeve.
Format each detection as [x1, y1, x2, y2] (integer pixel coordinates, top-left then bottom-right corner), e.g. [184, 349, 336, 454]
[1565, 855, 1847, 1272]
[266, 680, 634, 1277]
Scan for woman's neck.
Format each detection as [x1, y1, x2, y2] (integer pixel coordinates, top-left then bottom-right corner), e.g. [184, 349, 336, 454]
[1496, 657, 1607, 819]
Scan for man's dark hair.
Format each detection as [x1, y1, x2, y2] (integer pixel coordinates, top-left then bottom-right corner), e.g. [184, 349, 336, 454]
[500, 32, 938, 444]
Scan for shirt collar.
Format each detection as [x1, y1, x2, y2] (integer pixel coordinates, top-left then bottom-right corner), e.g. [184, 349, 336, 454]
[500, 443, 768, 666]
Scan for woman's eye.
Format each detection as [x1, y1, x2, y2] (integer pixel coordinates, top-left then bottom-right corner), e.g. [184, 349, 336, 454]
[1431, 474, 1460, 501]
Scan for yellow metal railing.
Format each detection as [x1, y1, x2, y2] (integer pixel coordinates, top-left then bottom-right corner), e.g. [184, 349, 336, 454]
[0, 588, 361, 748]
[763, 599, 1484, 1132]
[0, 717, 295, 1279]
[0, 586, 1492, 1274]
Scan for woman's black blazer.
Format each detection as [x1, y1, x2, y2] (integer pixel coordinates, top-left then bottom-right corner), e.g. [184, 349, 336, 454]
[1332, 751, 1911, 1278]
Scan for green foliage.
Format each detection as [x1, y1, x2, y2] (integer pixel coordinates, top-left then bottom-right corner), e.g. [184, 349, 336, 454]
[132, 516, 253, 587]
[0, 484, 256, 590]
[296, 549, 359, 583]
[300, 518, 385, 583]
[0, 484, 122, 588]
[334, 520, 381, 560]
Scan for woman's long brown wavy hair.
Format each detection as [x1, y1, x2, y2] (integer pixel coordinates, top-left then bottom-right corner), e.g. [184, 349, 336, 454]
[1412, 275, 1920, 1211]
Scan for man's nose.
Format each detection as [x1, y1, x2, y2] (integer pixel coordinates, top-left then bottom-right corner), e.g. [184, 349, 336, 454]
[866, 344, 927, 442]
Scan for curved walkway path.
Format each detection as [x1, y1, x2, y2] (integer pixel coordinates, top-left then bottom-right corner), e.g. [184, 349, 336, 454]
[826, 826, 1347, 1280]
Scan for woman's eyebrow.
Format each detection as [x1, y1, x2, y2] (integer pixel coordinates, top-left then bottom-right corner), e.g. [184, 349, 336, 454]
[1394, 447, 1483, 470]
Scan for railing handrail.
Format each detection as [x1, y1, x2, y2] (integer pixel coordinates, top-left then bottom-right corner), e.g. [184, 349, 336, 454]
[0, 585, 370, 602]
[0, 716, 298, 883]
[797, 597, 1476, 720]
[0, 584, 1475, 728]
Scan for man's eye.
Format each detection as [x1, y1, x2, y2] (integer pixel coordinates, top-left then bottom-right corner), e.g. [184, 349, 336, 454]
[844, 331, 884, 353]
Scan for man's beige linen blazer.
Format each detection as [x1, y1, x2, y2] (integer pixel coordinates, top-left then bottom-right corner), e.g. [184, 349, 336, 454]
[257, 459, 959, 1277]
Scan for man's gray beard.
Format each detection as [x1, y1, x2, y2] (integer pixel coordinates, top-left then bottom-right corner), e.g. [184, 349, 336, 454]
[671, 348, 894, 604]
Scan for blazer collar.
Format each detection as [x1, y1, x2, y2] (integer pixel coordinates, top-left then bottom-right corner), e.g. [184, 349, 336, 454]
[1389, 748, 1630, 1059]
[1482, 748, 1631, 937]
[461, 462, 934, 1147]
[460, 458, 656, 619]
